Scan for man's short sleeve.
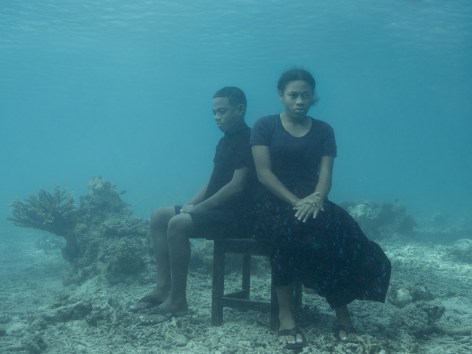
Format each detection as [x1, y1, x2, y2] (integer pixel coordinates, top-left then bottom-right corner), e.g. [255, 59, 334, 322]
[234, 128, 252, 169]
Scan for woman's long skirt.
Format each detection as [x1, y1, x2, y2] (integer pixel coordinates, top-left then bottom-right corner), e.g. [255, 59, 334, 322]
[254, 198, 391, 309]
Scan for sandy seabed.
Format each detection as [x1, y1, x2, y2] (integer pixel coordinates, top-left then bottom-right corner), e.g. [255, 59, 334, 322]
[1, 226, 471, 354]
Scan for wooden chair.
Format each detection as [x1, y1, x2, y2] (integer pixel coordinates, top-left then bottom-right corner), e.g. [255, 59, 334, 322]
[209, 237, 302, 331]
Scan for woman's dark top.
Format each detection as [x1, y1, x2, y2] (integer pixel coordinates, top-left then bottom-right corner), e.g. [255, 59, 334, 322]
[250, 115, 337, 196]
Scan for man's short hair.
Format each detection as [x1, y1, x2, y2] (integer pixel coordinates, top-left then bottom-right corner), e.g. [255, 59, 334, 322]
[213, 87, 247, 113]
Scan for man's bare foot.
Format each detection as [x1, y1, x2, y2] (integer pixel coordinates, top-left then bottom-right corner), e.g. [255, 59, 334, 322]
[156, 298, 188, 317]
[139, 313, 171, 325]
[130, 287, 168, 311]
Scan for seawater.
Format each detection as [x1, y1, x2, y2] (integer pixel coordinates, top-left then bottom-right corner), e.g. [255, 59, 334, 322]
[1, 0, 471, 223]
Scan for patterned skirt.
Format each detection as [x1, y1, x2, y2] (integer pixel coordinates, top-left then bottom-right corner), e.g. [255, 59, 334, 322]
[253, 196, 391, 309]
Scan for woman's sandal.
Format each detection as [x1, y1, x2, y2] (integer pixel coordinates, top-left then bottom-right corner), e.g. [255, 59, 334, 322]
[334, 323, 355, 341]
[278, 326, 306, 350]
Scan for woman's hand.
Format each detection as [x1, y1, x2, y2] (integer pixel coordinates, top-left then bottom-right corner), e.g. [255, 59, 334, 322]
[179, 204, 194, 214]
[293, 192, 325, 222]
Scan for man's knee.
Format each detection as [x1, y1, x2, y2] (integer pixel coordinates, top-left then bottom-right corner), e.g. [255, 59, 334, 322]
[167, 214, 194, 239]
[150, 207, 176, 231]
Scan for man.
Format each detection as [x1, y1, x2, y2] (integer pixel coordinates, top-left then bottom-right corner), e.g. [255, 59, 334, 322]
[132, 87, 254, 322]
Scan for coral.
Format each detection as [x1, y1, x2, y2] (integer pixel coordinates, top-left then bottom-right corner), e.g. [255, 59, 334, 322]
[100, 215, 149, 238]
[341, 201, 416, 239]
[389, 300, 445, 336]
[7, 187, 77, 236]
[78, 177, 131, 225]
[387, 282, 444, 336]
[103, 238, 148, 284]
[8, 178, 152, 285]
[7, 187, 80, 260]
[448, 238, 472, 263]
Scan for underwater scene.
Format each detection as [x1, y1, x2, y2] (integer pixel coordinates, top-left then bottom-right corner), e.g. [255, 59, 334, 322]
[1, 1, 471, 353]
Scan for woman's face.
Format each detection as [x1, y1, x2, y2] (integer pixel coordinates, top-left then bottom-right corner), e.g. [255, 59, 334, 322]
[279, 80, 314, 119]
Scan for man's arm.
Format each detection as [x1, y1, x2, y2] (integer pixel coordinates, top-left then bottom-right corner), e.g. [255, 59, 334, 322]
[187, 167, 249, 213]
[178, 184, 208, 213]
[186, 184, 208, 205]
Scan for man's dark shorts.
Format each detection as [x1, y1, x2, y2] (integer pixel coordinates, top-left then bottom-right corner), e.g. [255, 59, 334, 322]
[174, 205, 242, 239]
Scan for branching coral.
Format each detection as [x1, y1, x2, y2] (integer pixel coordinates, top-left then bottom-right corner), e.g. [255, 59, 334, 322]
[8, 187, 77, 236]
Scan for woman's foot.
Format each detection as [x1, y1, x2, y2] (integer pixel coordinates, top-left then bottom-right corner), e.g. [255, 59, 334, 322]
[278, 326, 305, 350]
[278, 307, 304, 348]
[335, 306, 355, 341]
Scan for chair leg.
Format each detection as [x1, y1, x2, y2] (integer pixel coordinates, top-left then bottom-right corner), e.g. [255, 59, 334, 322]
[270, 269, 279, 331]
[211, 240, 225, 326]
[294, 279, 302, 310]
[242, 254, 251, 299]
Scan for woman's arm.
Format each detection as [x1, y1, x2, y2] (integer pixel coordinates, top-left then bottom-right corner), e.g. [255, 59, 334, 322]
[314, 155, 334, 200]
[252, 145, 299, 206]
[294, 155, 334, 221]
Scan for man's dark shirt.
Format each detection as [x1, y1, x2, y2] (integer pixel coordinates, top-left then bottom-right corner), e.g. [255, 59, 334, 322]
[204, 121, 254, 211]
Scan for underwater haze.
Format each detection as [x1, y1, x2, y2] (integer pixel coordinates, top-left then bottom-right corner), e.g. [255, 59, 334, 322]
[1, 0, 471, 224]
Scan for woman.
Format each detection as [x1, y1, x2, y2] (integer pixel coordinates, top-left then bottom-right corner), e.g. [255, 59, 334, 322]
[250, 68, 391, 349]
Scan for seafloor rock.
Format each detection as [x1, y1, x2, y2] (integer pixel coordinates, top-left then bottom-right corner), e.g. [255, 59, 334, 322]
[389, 288, 413, 308]
[21, 333, 47, 354]
[341, 201, 416, 239]
[448, 238, 472, 263]
[389, 300, 445, 336]
[42, 300, 93, 323]
[410, 285, 435, 302]
[389, 283, 435, 308]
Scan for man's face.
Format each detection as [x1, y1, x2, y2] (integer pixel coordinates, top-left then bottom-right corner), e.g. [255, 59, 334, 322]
[212, 97, 244, 132]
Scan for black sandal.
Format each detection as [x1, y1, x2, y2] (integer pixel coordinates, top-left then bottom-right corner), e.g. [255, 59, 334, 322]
[278, 326, 306, 350]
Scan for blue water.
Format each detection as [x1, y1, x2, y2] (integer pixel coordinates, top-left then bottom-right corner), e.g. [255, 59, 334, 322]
[1, 0, 471, 226]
